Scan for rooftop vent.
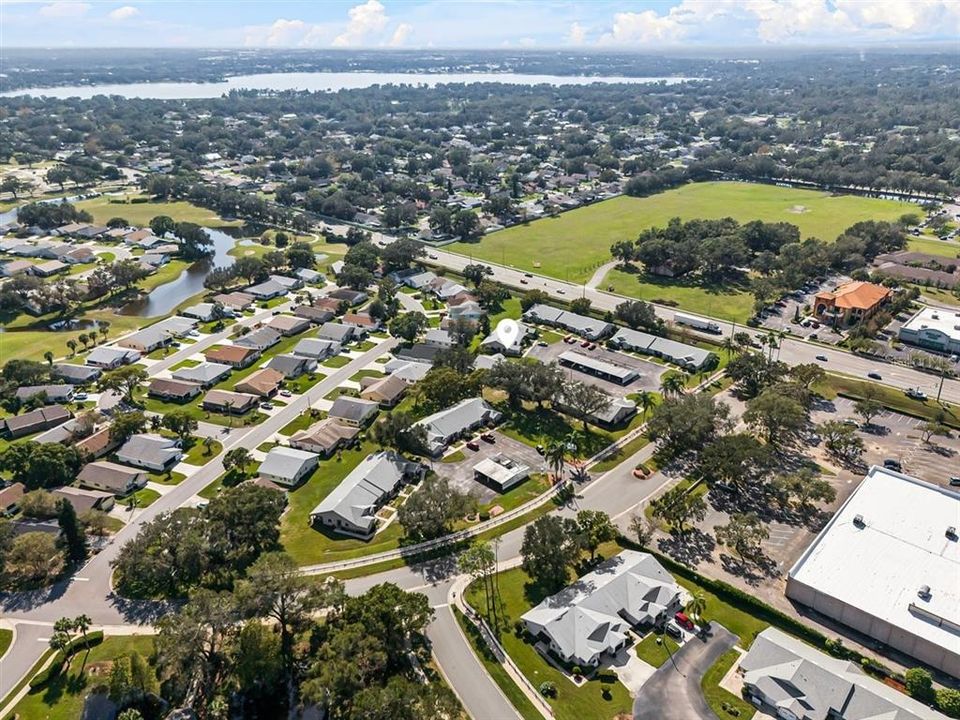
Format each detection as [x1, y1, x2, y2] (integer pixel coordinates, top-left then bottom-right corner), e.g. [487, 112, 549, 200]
[947, 526, 958, 541]
[918, 585, 932, 600]
[853, 514, 865, 528]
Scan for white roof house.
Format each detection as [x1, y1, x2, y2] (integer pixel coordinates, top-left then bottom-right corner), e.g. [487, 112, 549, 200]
[787, 466, 960, 678]
[293, 338, 341, 360]
[115, 434, 182, 472]
[414, 397, 502, 456]
[473, 453, 530, 491]
[258, 447, 319, 487]
[310, 451, 424, 536]
[740, 628, 941, 720]
[171, 362, 232, 387]
[522, 304, 615, 341]
[522, 550, 681, 667]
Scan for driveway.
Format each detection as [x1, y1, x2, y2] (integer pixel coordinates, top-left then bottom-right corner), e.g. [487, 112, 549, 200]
[632, 624, 738, 720]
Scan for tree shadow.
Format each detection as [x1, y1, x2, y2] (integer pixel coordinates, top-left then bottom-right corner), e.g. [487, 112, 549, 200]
[719, 551, 779, 587]
[656, 527, 716, 566]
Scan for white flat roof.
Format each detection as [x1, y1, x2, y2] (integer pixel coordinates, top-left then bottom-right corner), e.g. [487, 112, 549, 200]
[901, 307, 960, 341]
[789, 467, 960, 654]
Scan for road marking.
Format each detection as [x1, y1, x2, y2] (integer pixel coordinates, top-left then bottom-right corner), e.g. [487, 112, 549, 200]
[432, 603, 450, 609]
[71, 577, 90, 582]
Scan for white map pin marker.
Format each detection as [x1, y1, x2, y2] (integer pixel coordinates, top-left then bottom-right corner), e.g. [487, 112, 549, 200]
[494, 319, 520, 349]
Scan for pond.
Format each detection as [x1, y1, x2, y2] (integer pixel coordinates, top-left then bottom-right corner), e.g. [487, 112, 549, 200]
[1, 71, 701, 100]
[118, 227, 238, 317]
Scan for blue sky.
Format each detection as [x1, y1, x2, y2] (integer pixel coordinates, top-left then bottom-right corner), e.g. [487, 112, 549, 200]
[2, 0, 959, 48]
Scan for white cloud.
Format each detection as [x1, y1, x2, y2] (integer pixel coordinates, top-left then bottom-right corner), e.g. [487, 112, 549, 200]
[107, 5, 139, 21]
[388, 22, 413, 47]
[243, 18, 334, 47]
[566, 22, 586, 45]
[38, 1, 90, 18]
[333, 0, 390, 47]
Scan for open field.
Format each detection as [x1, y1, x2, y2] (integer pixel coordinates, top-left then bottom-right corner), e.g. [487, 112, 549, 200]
[74, 195, 242, 230]
[604, 268, 755, 323]
[448, 182, 915, 284]
[906, 235, 960, 258]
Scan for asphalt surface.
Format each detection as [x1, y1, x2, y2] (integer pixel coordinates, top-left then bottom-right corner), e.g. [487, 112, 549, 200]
[632, 624, 739, 720]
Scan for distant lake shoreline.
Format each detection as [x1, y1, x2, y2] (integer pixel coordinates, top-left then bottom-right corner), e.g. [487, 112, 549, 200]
[1, 71, 702, 100]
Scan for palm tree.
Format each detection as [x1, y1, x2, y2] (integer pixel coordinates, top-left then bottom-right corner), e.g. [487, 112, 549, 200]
[43, 350, 54, 366]
[545, 441, 566, 483]
[660, 373, 686, 397]
[685, 593, 707, 625]
[637, 390, 656, 419]
[66, 339, 77, 357]
[98, 320, 110, 341]
[721, 336, 738, 358]
[202, 435, 215, 456]
[78, 333, 89, 350]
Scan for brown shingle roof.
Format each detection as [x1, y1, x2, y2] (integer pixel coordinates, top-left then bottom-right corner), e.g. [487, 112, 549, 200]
[204, 345, 259, 364]
[235, 368, 284, 397]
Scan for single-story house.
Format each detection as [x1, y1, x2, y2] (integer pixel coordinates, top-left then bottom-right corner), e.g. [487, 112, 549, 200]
[258, 446, 320, 487]
[415, 397, 502, 456]
[402, 270, 437, 289]
[327, 288, 367, 306]
[202, 389, 259, 415]
[474, 454, 530, 491]
[341, 313, 381, 331]
[235, 327, 282, 352]
[171, 362, 232, 388]
[77, 461, 148, 496]
[266, 353, 317, 379]
[182, 303, 229, 322]
[246, 278, 288, 300]
[295, 268, 325, 284]
[394, 343, 441, 364]
[310, 451, 425, 537]
[523, 304, 615, 341]
[360, 375, 408, 408]
[116, 433, 182, 472]
[269, 274, 303, 291]
[32, 260, 68, 277]
[117, 326, 173, 354]
[147, 378, 202, 402]
[52, 363, 101, 385]
[52, 486, 116, 515]
[328, 396, 380, 428]
[2, 405, 71, 439]
[1, 259, 34, 276]
[292, 305, 335, 325]
[203, 344, 261, 368]
[212, 292, 255, 312]
[266, 314, 311, 336]
[74, 426, 118, 459]
[317, 322, 358, 344]
[235, 368, 284, 397]
[480, 322, 533, 356]
[522, 550, 682, 668]
[15, 384, 75, 404]
[608, 328, 718, 372]
[424, 329, 456, 349]
[289, 418, 359, 457]
[85, 346, 141, 369]
[384, 359, 432, 384]
[0, 482, 26, 515]
[293, 338, 341, 360]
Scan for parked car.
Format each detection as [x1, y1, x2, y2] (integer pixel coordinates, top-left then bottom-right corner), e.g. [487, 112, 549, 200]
[867, 372, 882, 380]
[520, 278, 528, 284]
[664, 622, 683, 640]
[466, 440, 480, 451]
[674, 612, 695, 631]
[480, 433, 495, 443]
[428, 253, 438, 260]
[523, 272, 533, 278]
[580, 340, 590, 348]
[883, 458, 902, 472]
[260, 402, 274, 410]
[535, 444, 545, 455]
[279, 390, 292, 397]
[536, 341, 548, 347]
[816, 354, 828, 362]
[556, 288, 565, 295]
[949, 477, 960, 486]
[74, 392, 89, 401]
[906, 388, 927, 400]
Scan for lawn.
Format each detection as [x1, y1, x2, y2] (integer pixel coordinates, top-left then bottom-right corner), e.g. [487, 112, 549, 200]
[182, 438, 222, 465]
[146, 469, 186, 486]
[74, 195, 242, 230]
[0, 628, 11, 659]
[604, 268, 755, 323]
[349, 369, 385, 382]
[137, 389, 266, 428]
[447, 182, 914, 284]
[0, 309, 144, 365]
[465, 562, 633, 720]
[10, 635, 156, 720]
[278, 411, 321, 436]
[633, 630, 680, 668]
[133, 487, 161, 508]
[814, 373, 960, 429]
[280, 442, 407, 564]
[906, 235, 960, 259]
[323, 355, 352, 369]
[701, 649, 756, 720]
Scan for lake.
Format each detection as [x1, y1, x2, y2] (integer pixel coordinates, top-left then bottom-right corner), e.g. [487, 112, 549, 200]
[1, 71, 699, 100]
[118, 227, 237, 317]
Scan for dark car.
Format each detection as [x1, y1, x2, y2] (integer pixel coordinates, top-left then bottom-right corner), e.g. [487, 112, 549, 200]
[867, 372, 882, 380]
[466, 441, 480, 451]
[664, 622, 683, 640]
[480, 433, 495, 443]
[883, 458, 902, 472]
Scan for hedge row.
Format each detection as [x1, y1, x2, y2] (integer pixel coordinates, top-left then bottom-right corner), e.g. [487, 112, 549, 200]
[29, 631, 105, 690]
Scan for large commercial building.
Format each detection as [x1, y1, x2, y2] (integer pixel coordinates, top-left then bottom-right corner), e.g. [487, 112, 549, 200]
[557, 350, 639, 385]
[786, 466, 960, 677]
[898, 307, 960, 355]
[812, 281, 891, 328]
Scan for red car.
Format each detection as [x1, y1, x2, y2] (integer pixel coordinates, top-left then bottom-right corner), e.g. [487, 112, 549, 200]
[580, 340, 591, 348]
[466, 441, 480, 451]
[674, 611, 695, 631]
[480, 433, 495, 443]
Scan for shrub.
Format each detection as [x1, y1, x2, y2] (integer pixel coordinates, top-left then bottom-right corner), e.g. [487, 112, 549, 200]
[601, 687, 612, 700]
[936, 688, 960, 718]
[539, 681, 557, 698]
[572, 665, 582, 677]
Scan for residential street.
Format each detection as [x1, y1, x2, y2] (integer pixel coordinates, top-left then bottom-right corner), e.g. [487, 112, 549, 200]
[632, 624, 739, 720]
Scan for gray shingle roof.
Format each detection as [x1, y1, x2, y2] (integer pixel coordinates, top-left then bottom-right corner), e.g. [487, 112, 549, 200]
[329, 397, 379, 424]
[116, 434, 181, 468]
[258, 447, 319, 483]
[171, 362, 232, 385]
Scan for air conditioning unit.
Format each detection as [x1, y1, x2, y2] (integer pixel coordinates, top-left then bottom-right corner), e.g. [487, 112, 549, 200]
[918, 585, 932, 600]
[853, 514, 865, 528]
[947, 526, 958, 540]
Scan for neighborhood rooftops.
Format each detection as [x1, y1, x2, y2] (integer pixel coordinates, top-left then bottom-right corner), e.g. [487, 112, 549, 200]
[473, 453, 530, 491]
[2, 405, 71, 438]
[523, 303, 615, 340]
[258, 446, 319, 486]
[116, 433, 182, 470]
[171, 362, 232, 386]
[609, 327, 717, 371]
[414, 397, 501, 454]
[558, 350, 638, 384]
[522, 550, 681, 668]
[740, 627, 940, 720]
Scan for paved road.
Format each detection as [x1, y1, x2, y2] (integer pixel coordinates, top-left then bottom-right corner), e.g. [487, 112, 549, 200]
[0, 338, 397, 701]
[425, 247, 960, 405]
[633, 624, 738, 720]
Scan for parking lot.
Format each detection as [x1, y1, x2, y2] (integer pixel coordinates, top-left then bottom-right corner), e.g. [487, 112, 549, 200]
[526, 338, 666, 394]
[759, 274, 850, 344]
[431, 430, 548, 504]
[811, 396, 960, 486]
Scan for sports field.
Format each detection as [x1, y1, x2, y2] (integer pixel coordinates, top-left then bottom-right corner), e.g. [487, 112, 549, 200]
[447, 182, 915, 284]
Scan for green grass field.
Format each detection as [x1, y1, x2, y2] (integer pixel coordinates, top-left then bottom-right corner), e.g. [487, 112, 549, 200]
[0, 628, 11, 659]
[10, 635, 155, 720]
[448, 182, 914, 284]
[74, 195, 242, 230]
[906, 235, 960, 258]
[604, 268, 755, 322]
